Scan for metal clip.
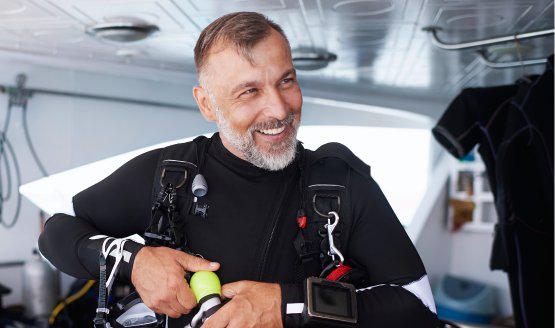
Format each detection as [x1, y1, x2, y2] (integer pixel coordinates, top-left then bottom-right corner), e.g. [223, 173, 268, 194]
[325, 211, 344, 264]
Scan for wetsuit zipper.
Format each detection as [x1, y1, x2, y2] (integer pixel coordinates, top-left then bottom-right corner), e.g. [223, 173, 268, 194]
[256, 175, 295, 280]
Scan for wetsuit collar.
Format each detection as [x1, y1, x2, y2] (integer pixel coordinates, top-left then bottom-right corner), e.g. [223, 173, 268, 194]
[209, 132, 300, 178]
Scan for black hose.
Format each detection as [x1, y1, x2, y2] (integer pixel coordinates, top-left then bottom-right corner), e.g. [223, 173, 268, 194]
[22, 103, 49, 177]
[0, 102, 20, 229]
[0, 136, 21, 228]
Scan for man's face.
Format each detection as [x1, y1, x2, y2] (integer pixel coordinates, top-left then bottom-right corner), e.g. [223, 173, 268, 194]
[194, 29, 302, 170]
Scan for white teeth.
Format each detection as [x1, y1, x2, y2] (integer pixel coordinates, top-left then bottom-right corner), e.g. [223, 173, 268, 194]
[259, 126, 286, 135]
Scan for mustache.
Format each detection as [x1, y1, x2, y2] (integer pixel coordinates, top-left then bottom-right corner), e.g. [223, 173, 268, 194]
[249, 112, 296, 132]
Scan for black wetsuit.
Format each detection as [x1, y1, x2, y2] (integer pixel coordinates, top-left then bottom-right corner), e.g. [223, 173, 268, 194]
[432, 56, 554, 328]
[39, 133, 438, 327]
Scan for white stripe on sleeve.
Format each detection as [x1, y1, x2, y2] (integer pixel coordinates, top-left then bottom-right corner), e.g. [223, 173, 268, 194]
[357, 275, 437, 314]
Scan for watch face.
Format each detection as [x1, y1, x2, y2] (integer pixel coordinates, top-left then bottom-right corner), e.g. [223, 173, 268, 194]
[312, 283, 352, 317]
[306, 277, 357, 324]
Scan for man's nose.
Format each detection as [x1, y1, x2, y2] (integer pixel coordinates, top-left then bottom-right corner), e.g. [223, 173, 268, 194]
[262, 88, 288, 120]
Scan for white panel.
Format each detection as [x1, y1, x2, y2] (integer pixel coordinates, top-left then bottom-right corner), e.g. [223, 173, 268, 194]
[186, 0, 286, 12]
[0, 0, 27, 15]
[299, 0, 422, 26]
[64, 0, 198, 31]
[0, 0, 61, 27]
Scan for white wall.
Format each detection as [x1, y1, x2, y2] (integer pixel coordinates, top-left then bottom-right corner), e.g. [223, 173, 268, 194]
[415, 178, 513, 317]
[414, 182, 452, 287]
[449, 230, 513, 317]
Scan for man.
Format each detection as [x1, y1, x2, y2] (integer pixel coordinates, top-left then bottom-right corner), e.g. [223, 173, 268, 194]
[39, 12, 438, 327]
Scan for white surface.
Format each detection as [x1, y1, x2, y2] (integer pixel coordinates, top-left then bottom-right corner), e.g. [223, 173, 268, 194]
[449, 230, 513, 317]
[19, 136, 198, 216]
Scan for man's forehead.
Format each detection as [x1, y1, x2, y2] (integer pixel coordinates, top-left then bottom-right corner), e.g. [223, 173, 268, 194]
[202, 30, 289, 69]
[206, 39, 256, 67]
[200, 45, 252, 88]
[200, 33, 293, 90]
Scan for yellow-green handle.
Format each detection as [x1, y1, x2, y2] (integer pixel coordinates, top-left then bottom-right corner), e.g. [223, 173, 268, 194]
[189, 271, 221, 303]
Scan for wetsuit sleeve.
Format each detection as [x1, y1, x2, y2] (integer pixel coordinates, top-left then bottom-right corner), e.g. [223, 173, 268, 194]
[432, 85, 518, 159]
[346, 175, 437, 327]
[38, 148, 161, 280]
[281, 175, 437, 327]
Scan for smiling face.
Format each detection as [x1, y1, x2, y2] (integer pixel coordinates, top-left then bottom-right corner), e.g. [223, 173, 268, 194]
[193, 29, 302, 170]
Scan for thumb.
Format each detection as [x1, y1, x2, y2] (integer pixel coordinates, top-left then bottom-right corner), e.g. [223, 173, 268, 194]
[221, 281, 248, 298]
[176, 252, 219, 272]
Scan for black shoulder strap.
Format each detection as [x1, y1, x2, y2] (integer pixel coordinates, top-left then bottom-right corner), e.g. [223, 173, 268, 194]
[307, 142, 370, 178]
[294, 142, 371, 279]
[144, 136, 212, 250]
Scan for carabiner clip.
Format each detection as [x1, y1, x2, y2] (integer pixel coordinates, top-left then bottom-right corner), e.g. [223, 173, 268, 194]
[326, 211, 344, 264]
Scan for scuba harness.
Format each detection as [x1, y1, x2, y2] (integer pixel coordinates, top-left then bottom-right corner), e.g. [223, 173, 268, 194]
[94, 135, 370, 327]
[295, 142, 371, 287]
[93, 139, 206, 328]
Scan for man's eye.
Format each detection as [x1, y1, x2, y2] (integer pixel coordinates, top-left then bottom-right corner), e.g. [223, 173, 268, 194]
[281, 78, 293, 84]
[241, 88, 257, 96]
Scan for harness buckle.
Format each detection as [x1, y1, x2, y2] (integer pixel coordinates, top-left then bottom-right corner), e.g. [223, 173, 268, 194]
[159, 167, 187, 189]
[312, 194, 340, 218]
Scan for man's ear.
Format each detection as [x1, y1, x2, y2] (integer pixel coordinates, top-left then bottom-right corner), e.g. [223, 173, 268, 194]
[192, 85, 217, 122]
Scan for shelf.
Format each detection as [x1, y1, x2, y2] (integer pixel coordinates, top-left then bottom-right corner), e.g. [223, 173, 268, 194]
[449, 151, 496, 231]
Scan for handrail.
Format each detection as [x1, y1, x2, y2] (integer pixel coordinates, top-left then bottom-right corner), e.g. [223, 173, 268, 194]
[422, 26, 554, 51]
[0, 74, 189, 110]
[476, 50, 548, 69]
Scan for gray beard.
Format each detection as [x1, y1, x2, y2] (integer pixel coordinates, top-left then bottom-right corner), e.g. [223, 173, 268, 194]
[215, 108, 299, 171]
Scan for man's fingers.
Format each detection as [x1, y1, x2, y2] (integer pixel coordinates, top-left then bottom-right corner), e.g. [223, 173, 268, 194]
[200, 301, 232, 328]
[176, 252, 220, 272]
[130, 247, 214, 319]
[202, 281, 282, 328]
[167, 292, 188, 314]
[142, 296, 180, 319]
[176, 282, 198, 313]
[221, 281, 250, 298]
[165, 309, 181, 319]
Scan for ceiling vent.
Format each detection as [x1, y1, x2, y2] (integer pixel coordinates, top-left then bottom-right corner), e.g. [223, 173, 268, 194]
[292, 49, 337, 70]
[86, 20, 159, 43]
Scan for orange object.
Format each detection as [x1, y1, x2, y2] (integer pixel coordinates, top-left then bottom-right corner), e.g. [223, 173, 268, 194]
[449, 198, 475, 231]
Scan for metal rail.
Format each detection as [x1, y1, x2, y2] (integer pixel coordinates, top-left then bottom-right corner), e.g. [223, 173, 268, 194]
[0, 74, 190, 110]
[476, 50, 548, 69]
[0, 260, 24, 268]
[422, 26, 554, 51]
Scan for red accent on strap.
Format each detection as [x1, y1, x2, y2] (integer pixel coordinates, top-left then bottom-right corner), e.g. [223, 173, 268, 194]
[297, 216, 307, 229]
[326, 264, 352, 281]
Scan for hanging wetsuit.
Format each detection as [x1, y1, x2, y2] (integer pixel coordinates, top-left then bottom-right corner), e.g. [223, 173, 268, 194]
[39, 133, 437, 327]
[432, 55, 554, 328]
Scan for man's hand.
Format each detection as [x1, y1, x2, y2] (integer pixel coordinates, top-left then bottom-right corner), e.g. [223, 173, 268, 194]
[131, 246, 219, 318]
[202, 281, 282, 328]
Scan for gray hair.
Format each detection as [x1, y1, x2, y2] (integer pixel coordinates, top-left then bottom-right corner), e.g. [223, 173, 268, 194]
[194, 11, 289, 82]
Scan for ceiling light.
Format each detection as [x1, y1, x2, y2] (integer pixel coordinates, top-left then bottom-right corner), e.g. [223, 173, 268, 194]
[86, 21, 159, 43]
[292, 49, 337, 70]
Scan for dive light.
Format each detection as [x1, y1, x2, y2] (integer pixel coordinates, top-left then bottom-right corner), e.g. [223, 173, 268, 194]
[186, 271, 222, 328]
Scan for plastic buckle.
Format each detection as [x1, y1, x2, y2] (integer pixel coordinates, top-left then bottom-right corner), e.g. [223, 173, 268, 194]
[159, 161, 188, 189]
